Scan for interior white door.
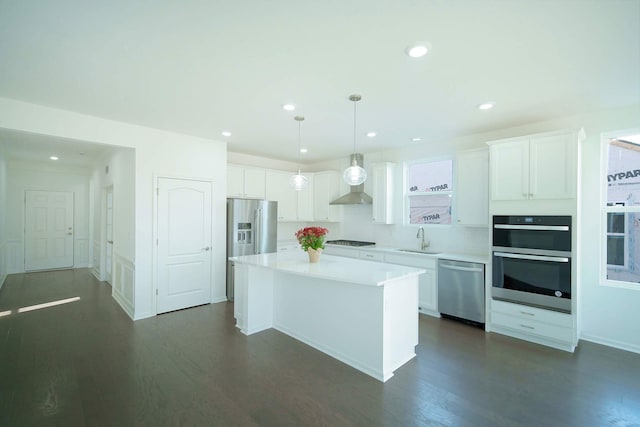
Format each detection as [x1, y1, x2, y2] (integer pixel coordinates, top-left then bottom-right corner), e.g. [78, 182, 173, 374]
[157, 177, 212, 314]
[24, 190, 74, 271]
[105, 187, 114, 285]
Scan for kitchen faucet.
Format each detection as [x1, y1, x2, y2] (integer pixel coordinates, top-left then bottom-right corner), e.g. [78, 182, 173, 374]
[416, 227, 430, 250]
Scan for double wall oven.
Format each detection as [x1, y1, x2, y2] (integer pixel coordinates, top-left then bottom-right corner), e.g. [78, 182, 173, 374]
[492, 215, 572, 313]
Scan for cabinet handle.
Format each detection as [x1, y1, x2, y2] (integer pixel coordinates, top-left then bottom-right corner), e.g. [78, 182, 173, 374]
[523, 193, 528, 198]
[529, 193, 534, 197]
[520, 324, 535, 330]
[520, 311, 535, 316]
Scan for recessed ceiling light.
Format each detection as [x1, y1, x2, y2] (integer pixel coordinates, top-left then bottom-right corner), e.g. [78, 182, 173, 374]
[221, 131, 231, 137]
[406, 42, 430, 58]
[366, 131, 377, 138]
[411, 137, 422, 142]
[282, 103, 296, 111]
[478, 102, 495, 110]
[300, 148, 308, 153]
[49, 156, 59, 160]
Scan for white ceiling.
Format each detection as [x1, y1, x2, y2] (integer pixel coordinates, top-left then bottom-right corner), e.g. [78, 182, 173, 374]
[0, 1, 638, 164]
[0, 129, 112, 168]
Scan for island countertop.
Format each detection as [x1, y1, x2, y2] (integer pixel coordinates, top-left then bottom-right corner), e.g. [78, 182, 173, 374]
[230, 251, 425, 287]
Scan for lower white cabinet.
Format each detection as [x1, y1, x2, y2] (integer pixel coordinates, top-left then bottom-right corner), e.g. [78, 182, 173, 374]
[490, 299, 576, 352]
[384, 253, 438, 317]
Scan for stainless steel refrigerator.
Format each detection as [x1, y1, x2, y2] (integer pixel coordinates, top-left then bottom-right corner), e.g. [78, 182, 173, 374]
[226, 198, 278, 301]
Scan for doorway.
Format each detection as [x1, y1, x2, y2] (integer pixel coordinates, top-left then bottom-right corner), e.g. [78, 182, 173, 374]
[24, 190, 74, 271]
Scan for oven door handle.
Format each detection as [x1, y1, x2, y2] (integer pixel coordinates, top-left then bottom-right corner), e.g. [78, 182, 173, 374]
[493, 252, 569, 263]
[494, 224, 569, 231]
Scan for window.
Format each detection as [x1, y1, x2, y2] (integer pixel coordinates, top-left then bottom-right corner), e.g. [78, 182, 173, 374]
[602, 131, 640, 287]
[405, 158, 453, 225]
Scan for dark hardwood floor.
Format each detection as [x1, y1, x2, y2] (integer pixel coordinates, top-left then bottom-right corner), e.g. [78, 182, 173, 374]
[0, 269, 639, 426]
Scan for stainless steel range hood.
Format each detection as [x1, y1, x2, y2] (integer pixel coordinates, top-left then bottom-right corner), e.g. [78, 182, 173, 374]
[330, 154, 372, 205]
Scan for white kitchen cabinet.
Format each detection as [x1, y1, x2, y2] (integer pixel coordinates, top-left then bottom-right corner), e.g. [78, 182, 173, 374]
[384, 253, 438, 317]
[297, 174, 315, 221]
[227, 165, 266, 199]
[490, 299, 576, 352]
[266, 170, 316, 221]
[456, 149, 489, 226]
[265, 171, 298, 221]
[488, 130, 581, 201]
[313, 171, 342, 222]
[372, 162, 395, 224]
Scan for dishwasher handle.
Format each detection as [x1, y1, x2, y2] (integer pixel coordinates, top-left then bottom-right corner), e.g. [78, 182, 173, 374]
[439, 263, 484, 273]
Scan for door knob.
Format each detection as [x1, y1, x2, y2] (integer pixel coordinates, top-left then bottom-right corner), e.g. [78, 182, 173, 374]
[67, 232, 73, 235]
[203, 247, 211, 251]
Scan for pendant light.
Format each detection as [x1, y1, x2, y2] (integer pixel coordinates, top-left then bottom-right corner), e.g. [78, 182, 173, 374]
[289, 115, 309, 190]
[343, 94, 367, 186]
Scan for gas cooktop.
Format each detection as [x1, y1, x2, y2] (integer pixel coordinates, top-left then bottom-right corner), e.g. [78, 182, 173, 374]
[325, 240, 376, 247]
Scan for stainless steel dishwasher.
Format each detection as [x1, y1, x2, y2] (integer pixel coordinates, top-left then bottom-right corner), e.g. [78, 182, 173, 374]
[438, 259, 485, 324]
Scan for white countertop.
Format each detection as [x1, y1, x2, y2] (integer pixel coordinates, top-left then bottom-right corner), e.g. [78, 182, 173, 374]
[230, 251, 425, 286]
[325, 244, 490, 265]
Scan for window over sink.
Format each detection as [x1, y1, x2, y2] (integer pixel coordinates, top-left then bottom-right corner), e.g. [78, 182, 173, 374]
[602, 130, 640, 289]
[404, 157, 453, 225]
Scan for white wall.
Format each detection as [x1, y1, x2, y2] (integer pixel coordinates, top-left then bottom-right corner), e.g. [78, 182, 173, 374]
[0, 142, 7, 288]
[0, 98, 228, 320]
[5, 160, 91, 273]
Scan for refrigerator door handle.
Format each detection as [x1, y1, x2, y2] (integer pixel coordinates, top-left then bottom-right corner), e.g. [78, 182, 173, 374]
[255, 207, 262, 254]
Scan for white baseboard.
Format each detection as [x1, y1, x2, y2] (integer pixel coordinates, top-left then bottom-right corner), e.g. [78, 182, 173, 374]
[112, 290, 134, 320]
[212, 296, 229, 303]
[579, 333, 640, 355]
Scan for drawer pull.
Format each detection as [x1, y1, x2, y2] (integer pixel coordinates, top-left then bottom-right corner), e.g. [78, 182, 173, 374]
[520, 311, 535, 316]
[520, 324, 535, 330]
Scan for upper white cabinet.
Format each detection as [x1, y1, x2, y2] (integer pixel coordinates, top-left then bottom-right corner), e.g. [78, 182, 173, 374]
[488, 130, 581, 201]
[456, 149, 489, 226]
[227, 165, 266, 199]
[265, 170, 315, 222]
[313, 171, 342, 222]
[372, 162, 395, 224]
[265, 171, 298, 221]
[297, 174, 315, 221]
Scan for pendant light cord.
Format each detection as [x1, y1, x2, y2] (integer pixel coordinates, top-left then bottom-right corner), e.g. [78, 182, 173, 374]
[353, 100, 357, 154]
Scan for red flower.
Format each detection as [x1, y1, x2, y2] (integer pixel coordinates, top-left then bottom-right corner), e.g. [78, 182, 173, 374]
[295, 226, 329, 251]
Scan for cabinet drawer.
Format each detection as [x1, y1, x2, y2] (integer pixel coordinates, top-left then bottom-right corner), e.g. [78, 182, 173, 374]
[359, 251, 384, 261]
[492, 312, 574, 343]
[491, 300, 573, 328]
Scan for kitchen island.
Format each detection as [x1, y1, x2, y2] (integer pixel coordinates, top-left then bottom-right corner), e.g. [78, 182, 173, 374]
[231, 251, 425, 382]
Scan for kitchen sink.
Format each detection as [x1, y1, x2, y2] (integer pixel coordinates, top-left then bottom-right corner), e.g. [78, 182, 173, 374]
[397, 249, 441, 255]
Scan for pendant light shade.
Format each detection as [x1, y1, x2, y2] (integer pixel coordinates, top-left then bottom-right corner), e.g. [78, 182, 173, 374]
[343, 161, 367, 186]
[290, 116, 308, 190]
[343, 94, 367, 186]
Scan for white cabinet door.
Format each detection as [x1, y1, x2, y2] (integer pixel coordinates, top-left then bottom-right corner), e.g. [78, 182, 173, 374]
[383, 252, 438, 316]
[265, 171, 297, 221]
[457, 149, 489, 226]
[296, 174, 315, 221]
[490, 139, 529, 201]
[489, 130, 580, 202]
[244, 168, 266, 199]
[529, 133, 576, 199]
[227, 165, 266, 199]
[418, 268, 437, 314]
[372, 162, 395, 224]
[227, 165, 244, 197]
[313, 171, 342, 222]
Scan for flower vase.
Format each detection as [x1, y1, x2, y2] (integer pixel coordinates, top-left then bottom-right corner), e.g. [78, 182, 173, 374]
[307, 248, 322, 263]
